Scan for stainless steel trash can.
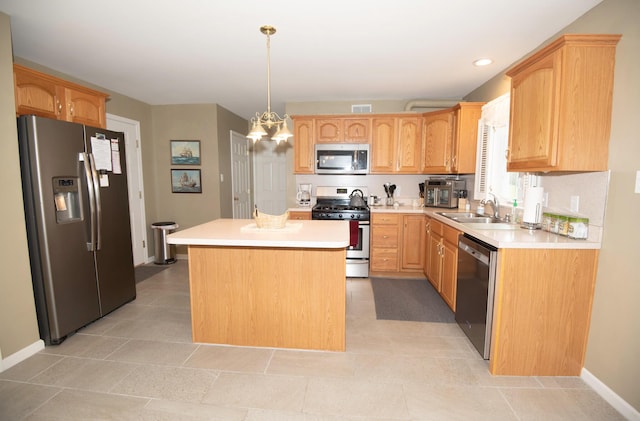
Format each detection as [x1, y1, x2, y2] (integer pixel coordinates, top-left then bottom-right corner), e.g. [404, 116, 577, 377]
[151, 222, 178, 264]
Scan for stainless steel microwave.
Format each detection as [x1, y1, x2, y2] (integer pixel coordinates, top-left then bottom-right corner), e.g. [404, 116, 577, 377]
[424, 178, 466, 208]
[315, 144, 370, 175]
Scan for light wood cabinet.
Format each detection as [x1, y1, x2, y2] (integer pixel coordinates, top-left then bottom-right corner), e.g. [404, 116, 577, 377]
[370, 213, 400, 273]
[293, 118, 315, 174]
[422, 110, 452, 173]
[490, 248, 599, 376]
[505, 34, 620, 172]
[289, 211, 311, 220]
[14, 64, 108, 128]
[421, 103, 484, 174]
[370, 118, 397, 172]
[450, 103, 484, 173]
[423, 217, 460, 311]
[401, 214, 425, 270]
[370, 212, 425, 275]
[316, 117, 371, 143]
[370, 116, 422, 174]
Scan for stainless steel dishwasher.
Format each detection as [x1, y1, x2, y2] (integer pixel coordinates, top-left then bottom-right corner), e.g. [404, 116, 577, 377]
[455, 234, 498, 359]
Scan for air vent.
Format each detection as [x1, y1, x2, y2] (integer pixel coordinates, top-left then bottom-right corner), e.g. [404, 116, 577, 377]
[351, 104, 372, 113]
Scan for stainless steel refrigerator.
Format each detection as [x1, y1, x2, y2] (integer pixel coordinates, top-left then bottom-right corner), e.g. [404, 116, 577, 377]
[18, 115, 136, 345]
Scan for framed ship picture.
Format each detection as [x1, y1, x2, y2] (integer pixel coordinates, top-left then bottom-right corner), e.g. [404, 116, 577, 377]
[170, 140, 200, 165]
[171, 169, 201, 193]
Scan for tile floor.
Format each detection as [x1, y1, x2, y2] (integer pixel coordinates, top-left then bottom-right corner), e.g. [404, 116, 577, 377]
[0, 260, 625, 420]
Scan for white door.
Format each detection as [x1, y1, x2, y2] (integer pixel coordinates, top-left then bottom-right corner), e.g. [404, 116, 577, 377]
[106, 114, 147, 266]
[231, 131, 251, 218]
[253, 139, 288, 214]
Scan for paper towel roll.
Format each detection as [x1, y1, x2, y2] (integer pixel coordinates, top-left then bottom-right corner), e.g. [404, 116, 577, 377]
[523, 187, 544, 224]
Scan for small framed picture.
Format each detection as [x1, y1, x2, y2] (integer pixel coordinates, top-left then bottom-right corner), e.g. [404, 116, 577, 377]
[170, 140, 201, 165]
[171, 169, 201, 193]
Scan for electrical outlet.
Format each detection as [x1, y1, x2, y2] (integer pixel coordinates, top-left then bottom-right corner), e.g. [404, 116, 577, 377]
[570, 195, 580, 213]
[636, 170, 640, 194]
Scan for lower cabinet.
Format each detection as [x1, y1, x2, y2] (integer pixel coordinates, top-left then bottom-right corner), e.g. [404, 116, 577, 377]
[370, 213, 425, 275]
[289, 211, 311, 220]
[424, 216, 460, 311]
[491, 248, 599, 376]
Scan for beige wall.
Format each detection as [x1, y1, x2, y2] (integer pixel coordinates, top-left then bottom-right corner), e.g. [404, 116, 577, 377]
[466, 0, 640, 410]
[0, 13, 41, 358]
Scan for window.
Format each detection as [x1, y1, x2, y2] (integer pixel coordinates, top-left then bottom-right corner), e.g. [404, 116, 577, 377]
[474, 93, 528, 207]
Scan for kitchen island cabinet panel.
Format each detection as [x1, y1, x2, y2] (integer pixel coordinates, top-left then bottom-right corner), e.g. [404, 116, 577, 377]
[188, 245, 346, 351]
[490, 248, 598, 376]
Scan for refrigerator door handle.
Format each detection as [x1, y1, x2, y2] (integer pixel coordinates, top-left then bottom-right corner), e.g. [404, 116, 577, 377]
[88, 153, 103, 250]
[80, 152, 96, 251]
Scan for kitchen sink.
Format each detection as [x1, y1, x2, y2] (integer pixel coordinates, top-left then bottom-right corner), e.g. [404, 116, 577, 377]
[436, 211, 519, 230]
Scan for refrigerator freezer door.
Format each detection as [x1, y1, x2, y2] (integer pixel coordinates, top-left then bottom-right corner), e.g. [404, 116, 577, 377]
[84, 126, 136, 315]
[18, 116, 101, 344]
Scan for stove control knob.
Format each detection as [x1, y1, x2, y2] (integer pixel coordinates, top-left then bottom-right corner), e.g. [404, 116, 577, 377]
[350, 214, 356, 219]
[338, 214, 343, 219]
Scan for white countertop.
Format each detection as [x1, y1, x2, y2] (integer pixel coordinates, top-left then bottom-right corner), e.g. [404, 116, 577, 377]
[167, 218, 349, 248]
[371, 206, 601, 250]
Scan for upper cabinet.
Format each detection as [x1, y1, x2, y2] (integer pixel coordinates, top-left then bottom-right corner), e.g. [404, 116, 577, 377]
[316, 117, 371, 143]
[506, 34, 620, 172]
[370, 115, 422, 174]
[293, 117, 315, 174]
[421, 103, 484, 174]
[421, 109, 452, 173]
[14, 64, 109, 128]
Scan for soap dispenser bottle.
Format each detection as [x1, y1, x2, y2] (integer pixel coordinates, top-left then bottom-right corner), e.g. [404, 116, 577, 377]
[511, 199, 518, 223]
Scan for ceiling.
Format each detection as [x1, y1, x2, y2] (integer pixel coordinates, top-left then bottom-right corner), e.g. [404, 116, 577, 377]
[1, 0, 602, 120]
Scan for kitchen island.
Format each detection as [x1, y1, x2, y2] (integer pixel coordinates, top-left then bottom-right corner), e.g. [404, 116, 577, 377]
[166, 218, 349, 351]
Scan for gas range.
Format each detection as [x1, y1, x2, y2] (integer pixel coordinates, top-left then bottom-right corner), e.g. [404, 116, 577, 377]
[312, 186, 370, 221]
[311, 186, 370, 278]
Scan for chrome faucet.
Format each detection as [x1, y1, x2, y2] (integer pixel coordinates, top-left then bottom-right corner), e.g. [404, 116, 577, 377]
[481, 193, 500, 219]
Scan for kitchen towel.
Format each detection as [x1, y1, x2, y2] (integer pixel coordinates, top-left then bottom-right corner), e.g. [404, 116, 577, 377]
[523, 186, 544, 224]
[349, 220, 359, 247]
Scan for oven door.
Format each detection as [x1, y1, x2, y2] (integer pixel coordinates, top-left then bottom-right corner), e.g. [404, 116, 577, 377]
[347, 221, 370, 259]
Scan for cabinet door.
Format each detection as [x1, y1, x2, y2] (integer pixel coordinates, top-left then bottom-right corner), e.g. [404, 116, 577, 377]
[370, 118, 397, 173]
[507, 52, 558, 170]
[396, 117, 423, 173]
[451, 103, 484, 174]
[401, 214, 425, 270]
[289, 211, 311, 220]
[316, 119, 342, 143]
[293, 118, 315, 173]
[343, 118, 371, 143]
[426, 234, 442, 291]
[65, 87, 107, 128]
[440, 239, 458, 311]
[14, 66, 65, 120]
[422, 111, 453, 173]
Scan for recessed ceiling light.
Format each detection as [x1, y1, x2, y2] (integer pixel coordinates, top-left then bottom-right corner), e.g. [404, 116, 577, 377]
[473, 58, 493, 67]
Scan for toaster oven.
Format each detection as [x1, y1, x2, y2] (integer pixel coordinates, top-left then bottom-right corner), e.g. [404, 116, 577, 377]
[424, 179, 466, 208]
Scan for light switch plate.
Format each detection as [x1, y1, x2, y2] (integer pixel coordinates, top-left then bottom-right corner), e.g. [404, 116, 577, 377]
[636, 170, 640, 194]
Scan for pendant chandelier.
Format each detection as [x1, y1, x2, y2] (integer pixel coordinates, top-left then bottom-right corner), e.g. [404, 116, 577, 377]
[246, 25, 293, 144]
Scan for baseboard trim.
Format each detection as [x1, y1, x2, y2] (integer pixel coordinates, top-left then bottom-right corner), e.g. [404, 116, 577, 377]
[581, 368, 640, 420]
[0, 340, 45, 372]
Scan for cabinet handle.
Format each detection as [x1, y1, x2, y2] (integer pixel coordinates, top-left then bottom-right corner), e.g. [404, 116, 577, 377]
[56, 99, 62, 115]
[69, 103, 74, 116]
[505, 149, 510, 160]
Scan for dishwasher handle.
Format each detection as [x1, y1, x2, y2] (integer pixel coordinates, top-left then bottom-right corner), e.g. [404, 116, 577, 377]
[459, 240, 490, 266]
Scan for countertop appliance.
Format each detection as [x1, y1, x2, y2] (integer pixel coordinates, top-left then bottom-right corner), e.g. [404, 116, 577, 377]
[18, 115, 136, 345]
[315, 144, 370, 175]
[296, 183, 312, 206]
[424, 178, 466, 208]
[312, 186, 370, 277]
[455, 234, 498, 359]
